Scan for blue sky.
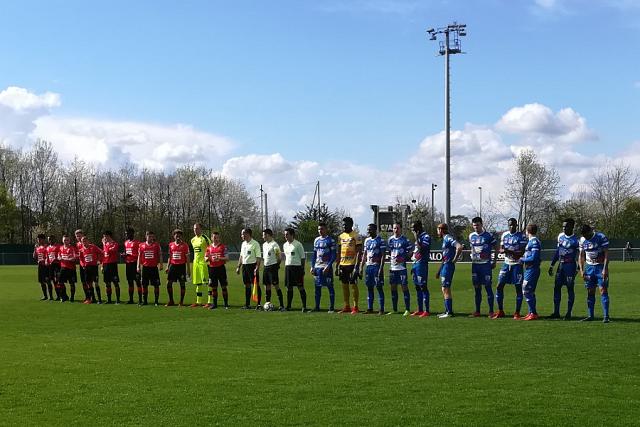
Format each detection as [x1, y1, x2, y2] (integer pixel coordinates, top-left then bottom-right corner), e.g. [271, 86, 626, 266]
[0, 0, 639, 226]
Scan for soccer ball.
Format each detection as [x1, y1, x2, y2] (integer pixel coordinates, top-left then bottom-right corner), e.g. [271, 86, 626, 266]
[263, 301, 274, 311]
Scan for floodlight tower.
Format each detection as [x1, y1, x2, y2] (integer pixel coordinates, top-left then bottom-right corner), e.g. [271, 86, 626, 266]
[427, 22, 467, 225]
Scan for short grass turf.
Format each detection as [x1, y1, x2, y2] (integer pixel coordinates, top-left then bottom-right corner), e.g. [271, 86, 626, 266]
[1, 262, 639, 426]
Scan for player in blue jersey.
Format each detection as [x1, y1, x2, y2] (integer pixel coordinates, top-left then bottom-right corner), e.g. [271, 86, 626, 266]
[410, 220, 432, 318]
[519, 224, 542, 320]
[436, 223, 463, 318]
[493, 218, 528, 320]
[468, 217, 497, 318]
[578, 224, 610, 323]
[310, 222, 337, 313]
[359, 223, 386, 315]
[548, 218, 579, 320]
[386, 223, 413, 316]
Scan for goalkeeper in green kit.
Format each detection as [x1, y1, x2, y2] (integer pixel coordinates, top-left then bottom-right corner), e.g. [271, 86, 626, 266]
[190, 223, 211, 307]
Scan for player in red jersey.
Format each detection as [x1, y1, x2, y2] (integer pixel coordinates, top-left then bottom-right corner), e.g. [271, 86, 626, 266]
[33, 234, 50, 300]
[166, 229, 190, 306]
[206, 231, 230, 309]
[123, 228, 142, 304]
[80, 236, 104, 304]
[58, 235, 78, 302]
[46, 235, 61, 300]
[101, 230, 121, 304]
[137, 230, 163, 306]
[75, 229, 93, 302]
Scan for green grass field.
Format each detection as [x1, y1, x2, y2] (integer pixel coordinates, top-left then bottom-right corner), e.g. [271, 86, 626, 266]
[1, 262, 639, 426]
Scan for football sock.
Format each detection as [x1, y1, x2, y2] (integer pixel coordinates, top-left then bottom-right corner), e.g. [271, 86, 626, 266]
[423, 286, 430, 312]
[567, 284, 575, 315]
[367, 287, 374, 310]
[114, 284, 121, 302]
[47, 282, 54, 299]
[266, 288, 272, 303]
[94, 285, 102, 302]
[212, 288, 218, 306]
[526, 293, 537, 314]
[403, 289, 410, 311]
[515, 284, 523, 313]
[314, 287, 321, 310]
[351, 284, 359, 309]
[180, 283, 186, 304]
[244, 285, 251, 307]
[299, 287, 307, 309]
[143, 285, 149, 304]
[40, 283, 47, 298]
[276, 288, 284, 307]
[257, 286, 262, 305]
[207, 286, 213, 304]
[391, 289, 399, 312]
[128, 282, 134, 302]
[416, 286, 424, 312]
[137, 284, 143, 303]
[601, 293, 609, 318]
[474, 287, 482, 312]
[106, 284, 113, 302]
[587, 293, 595, 317]
[444, 298, 453, 314]
[222, 287, 229, 306]
[341, 284, 350, 308]
[195, 284, 203, 304]
[376, 285, 385, 312]
[153, 285, 159, 304]
[553, 284, 562, 314]
[60, 284, 67, 299]
[485, 285, 494, 313]
[328, 286, 335, 311]
[167, 283, 174, 303]
[71, 283, 77, 300]
[496, 284, 505, 311]
[286, 287, 293, 309]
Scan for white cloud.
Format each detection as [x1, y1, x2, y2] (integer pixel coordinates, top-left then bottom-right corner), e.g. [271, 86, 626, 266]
[0, 86, 234, 170]
[495, 103, 596, 144]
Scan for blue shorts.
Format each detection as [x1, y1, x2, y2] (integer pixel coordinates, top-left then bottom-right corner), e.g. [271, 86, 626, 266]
[584, 264, 608, 289]
[439, 263, 455, 288]
[411, 262, 428, 286]
[313, 267, 334, 287]
[471, 263, 492, 287]
[389, 270, 408, 286]
[523, 267, 540, 294]
[498, 264, 523, 286]
[365, 265, 384, 287]
[555, 262, 577, 287]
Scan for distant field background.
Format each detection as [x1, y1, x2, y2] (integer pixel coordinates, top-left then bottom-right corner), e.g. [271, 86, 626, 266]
[1, 262, 639, 426]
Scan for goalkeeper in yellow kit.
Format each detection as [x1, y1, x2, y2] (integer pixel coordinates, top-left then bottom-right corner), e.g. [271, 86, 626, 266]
[336, 217, 363, 314]
[190, 223, 211, 307]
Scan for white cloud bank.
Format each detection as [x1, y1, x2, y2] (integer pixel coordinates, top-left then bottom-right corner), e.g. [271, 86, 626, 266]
[0, 86, 637, 228]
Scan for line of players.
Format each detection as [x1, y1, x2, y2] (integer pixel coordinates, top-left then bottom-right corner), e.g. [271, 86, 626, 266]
[33, 216, 611, 322]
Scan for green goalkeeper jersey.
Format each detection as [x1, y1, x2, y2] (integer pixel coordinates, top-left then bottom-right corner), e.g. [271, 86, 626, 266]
[191, 235, 210, 263]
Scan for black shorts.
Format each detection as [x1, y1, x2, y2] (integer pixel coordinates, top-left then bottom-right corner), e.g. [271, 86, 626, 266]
[79, 265, 86, 284]
[285, 265, 304, 288]
[141, 266, 160, 287]
[49, 263, 61, 283]
[102, 263, 120, 283]
[37, 264, 48, 283]
[208, 265, 228, 287]
[59, 267, 77, 285]
[126, 262, 140, 283]
[338, 265, 357, 284]
[241, 263, 258, 285]
[263, 264, 280, 286]
[85, 265, 99, 283]
[167, 263, 187, 283]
